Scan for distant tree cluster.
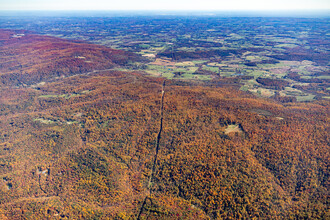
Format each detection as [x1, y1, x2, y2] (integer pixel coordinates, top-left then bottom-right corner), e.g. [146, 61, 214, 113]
[256, 77, 289, 90]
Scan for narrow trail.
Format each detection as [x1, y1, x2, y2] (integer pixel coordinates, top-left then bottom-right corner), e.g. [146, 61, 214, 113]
[38, 175, 47, 194]
[136, 80, 166, 220]
[148, 80, 165, 190]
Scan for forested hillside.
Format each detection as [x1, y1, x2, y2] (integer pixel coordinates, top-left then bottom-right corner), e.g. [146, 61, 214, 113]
[0, 30, 329, 219]
[0, 29, 144, 86]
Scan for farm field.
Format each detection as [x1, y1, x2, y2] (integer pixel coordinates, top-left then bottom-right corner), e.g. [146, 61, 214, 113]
[2, 16, 328, 102]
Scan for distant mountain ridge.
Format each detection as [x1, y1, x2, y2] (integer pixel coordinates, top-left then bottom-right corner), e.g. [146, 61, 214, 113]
[0, 29, 144, 86]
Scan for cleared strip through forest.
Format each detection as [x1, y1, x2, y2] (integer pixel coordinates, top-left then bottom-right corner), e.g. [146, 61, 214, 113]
[137, 80, 166, 220]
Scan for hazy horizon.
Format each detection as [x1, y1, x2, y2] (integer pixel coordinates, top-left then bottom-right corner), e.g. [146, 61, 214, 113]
[0, 9, 330, 18]
[1, 0, 329, 11]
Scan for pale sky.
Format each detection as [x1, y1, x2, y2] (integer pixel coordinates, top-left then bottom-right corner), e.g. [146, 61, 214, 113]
[0, 0, 329, 11]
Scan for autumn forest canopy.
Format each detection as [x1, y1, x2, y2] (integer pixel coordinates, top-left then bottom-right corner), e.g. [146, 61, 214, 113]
[0, 15, 329, 219]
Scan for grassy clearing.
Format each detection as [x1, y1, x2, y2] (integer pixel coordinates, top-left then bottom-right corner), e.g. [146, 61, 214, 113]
[240, 85, 250, 92]
[296, 94, 315, 102]
[225, 124, 243, 134]
[145, 70, 162, 77]
[316, 75, 330, 79]
[229, 33, 244, 40]
[162, 72, 175, 79]
[186, 67, 199, 73]
[257, 62, 291, 69]
[247, 71, 266, 78]
[39, 90, 90, 99]
[202, 66, 219, 73]
[281, 87, 303, 95]
[176, 47, 196, 52]
[177, 73, 212, 80]
[295, 66, 311, 75]
[66, 121, 79, 125]
[300, 76, 313, 79]
[279, 87, 315, 102]
[174, 67, 198, 73]
[207, 62, 226, 67]
[219, 72, 236, 77]
[250, 109, 273, 116]
[114, 67, 132, 72]
[275, 44, 298, 48]
[267, 37, 299, 44]
[39, 94, 80, 99]
[34, 118, 55, 124]
[148, 64, 170, 70]
[191, 60, 208, 64]
[175, 61, 196, 67]
[150, 58, 176, 66]
[249, 88, 275, 97]
[38, 94, 60, 98]
[146, 65, 194, 77]
[245, 56, 263, 61]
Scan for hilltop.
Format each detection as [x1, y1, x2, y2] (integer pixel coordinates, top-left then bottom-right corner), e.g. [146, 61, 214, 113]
[0, 29, 145, 86]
